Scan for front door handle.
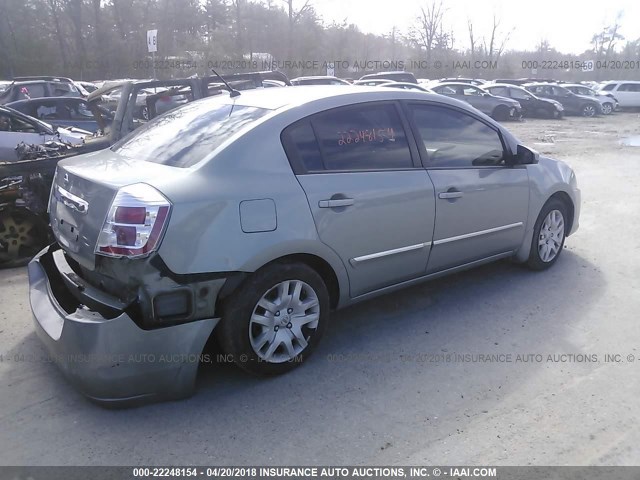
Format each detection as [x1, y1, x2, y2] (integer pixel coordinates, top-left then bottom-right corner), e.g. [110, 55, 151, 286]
[438, 191, 464, 199]
[318, 198, 354, 208]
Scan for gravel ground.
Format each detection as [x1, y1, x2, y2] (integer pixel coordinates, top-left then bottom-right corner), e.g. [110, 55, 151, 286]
[1, 111, 639, 466]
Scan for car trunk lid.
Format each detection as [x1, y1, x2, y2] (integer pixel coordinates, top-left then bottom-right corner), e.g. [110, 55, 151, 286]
[50, 148, 181, 270]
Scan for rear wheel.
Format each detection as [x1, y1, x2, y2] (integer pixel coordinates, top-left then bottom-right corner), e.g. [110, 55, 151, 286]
[217, 262, 330, 376]
[581, 104, 597, 117]
[0, 209, 48, 268]
[526, 199, 569, 270]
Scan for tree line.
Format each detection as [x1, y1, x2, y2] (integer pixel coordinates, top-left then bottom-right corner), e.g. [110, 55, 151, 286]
[0, 0, 638, 81]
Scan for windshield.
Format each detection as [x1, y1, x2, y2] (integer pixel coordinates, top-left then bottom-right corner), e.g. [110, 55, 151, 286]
[111, 98, 269, 168]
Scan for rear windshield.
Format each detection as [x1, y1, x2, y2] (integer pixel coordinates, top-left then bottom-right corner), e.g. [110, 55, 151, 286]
[111, 99, 269, 168]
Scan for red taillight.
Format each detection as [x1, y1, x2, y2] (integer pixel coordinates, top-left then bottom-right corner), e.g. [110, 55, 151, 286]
[114, 206, 146, 224]
[96, 184, 171, 258]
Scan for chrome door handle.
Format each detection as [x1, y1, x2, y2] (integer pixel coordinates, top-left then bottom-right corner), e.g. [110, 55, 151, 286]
[318, 198, 355, 208]
[438, 191, 464, 199]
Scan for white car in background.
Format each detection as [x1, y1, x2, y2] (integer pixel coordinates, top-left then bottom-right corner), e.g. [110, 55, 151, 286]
[0, 106, 88, 162]
[598, 81, 640, 108]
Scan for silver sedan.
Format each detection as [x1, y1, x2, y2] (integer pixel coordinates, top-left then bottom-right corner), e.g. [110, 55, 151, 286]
[29, 86, 580, 404]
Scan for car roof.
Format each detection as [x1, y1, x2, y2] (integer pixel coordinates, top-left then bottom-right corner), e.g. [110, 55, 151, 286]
[7, 80, 51, 86]
[209, 85, 464, 111]
[292, 76, 342, 81]
[433, 82, 483, 87]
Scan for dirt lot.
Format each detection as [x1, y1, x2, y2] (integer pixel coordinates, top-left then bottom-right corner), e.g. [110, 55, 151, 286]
[1, 112, 639, 466]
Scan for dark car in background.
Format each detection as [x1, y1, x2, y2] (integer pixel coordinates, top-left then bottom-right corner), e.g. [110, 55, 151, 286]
[563, 83, 617, 114]
[524, 83, 601, 117]
[7, 97, 113, 133]
[485, 84, 564, 118]
[431, 82, 522, 120]
[359, 71, 418, 84]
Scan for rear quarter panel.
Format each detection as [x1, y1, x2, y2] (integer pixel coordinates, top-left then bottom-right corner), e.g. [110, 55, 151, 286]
[156, 111, 351, 303]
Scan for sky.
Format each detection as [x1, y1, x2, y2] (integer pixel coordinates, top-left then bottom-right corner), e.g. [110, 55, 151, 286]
[313, 0, 640, 54]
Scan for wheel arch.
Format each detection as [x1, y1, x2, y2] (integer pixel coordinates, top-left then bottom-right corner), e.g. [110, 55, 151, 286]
[514, 189, 576, 263]
[548, 191, 575, 235]
[217, 252, 344, 312]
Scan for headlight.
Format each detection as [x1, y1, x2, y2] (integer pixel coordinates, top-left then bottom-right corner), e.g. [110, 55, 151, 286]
[570, 171, 578, 188]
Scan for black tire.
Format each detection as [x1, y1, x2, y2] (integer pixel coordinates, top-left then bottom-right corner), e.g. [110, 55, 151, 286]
[492, 105, 510, 121]
[526, 198, 569, 271]
[0, 209, 48, 268]
[217, 262, 330, 376]
[548, 108, 563, 119]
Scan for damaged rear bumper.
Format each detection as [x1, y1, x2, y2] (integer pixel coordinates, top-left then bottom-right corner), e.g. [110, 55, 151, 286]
[28, 245, 219, 406]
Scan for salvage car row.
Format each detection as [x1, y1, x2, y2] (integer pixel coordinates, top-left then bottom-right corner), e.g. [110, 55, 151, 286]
[0, 70, 632, 270]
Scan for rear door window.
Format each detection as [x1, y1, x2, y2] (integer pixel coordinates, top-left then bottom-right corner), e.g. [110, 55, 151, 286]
[510, 88, 529, 100]
[488, 86, 509, 97]
[282, 102, 414, 173]
[310, 103, 412, 172]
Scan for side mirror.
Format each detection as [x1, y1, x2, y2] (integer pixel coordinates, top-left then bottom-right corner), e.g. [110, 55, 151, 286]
[513, 144, 539, 165]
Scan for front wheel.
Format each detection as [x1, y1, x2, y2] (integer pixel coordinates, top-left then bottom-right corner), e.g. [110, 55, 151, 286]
[526, 199, 569, 270]
[601, 102, 613, 115]
[217, 262, 330, 375]
[492, 105, 510, 121]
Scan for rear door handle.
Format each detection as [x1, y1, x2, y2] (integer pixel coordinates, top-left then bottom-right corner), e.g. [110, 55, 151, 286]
[438, 191, 464, 199]
[318, 198, 354, 208]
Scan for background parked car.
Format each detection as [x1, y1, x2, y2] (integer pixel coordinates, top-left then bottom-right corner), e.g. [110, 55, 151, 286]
[0, 79, 83, 105]
[524, 83, 602, 117]
[431, 82, 522, 120]
[7, 97, 113, 133]
[485, 84, 564, 118]
[262, 80, 287, 88]
[102, 85, 178, 120]
[291, 76, 350, 86]
[0, 106, 87, 161]
[76, 81, 99, 94]
[354, 79, 395, 86]
[438, 77, 487, 85]
[597, 81, 640, 108]
[359, 71, 418, 84]
[563, 83, 617, 114]
[378, 82, 432, 92]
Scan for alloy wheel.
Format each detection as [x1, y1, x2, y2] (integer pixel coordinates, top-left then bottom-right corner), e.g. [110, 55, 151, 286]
[538, 209, 565, 263]
[0, 212, 43, 265]
[249, 280, 320, 363]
